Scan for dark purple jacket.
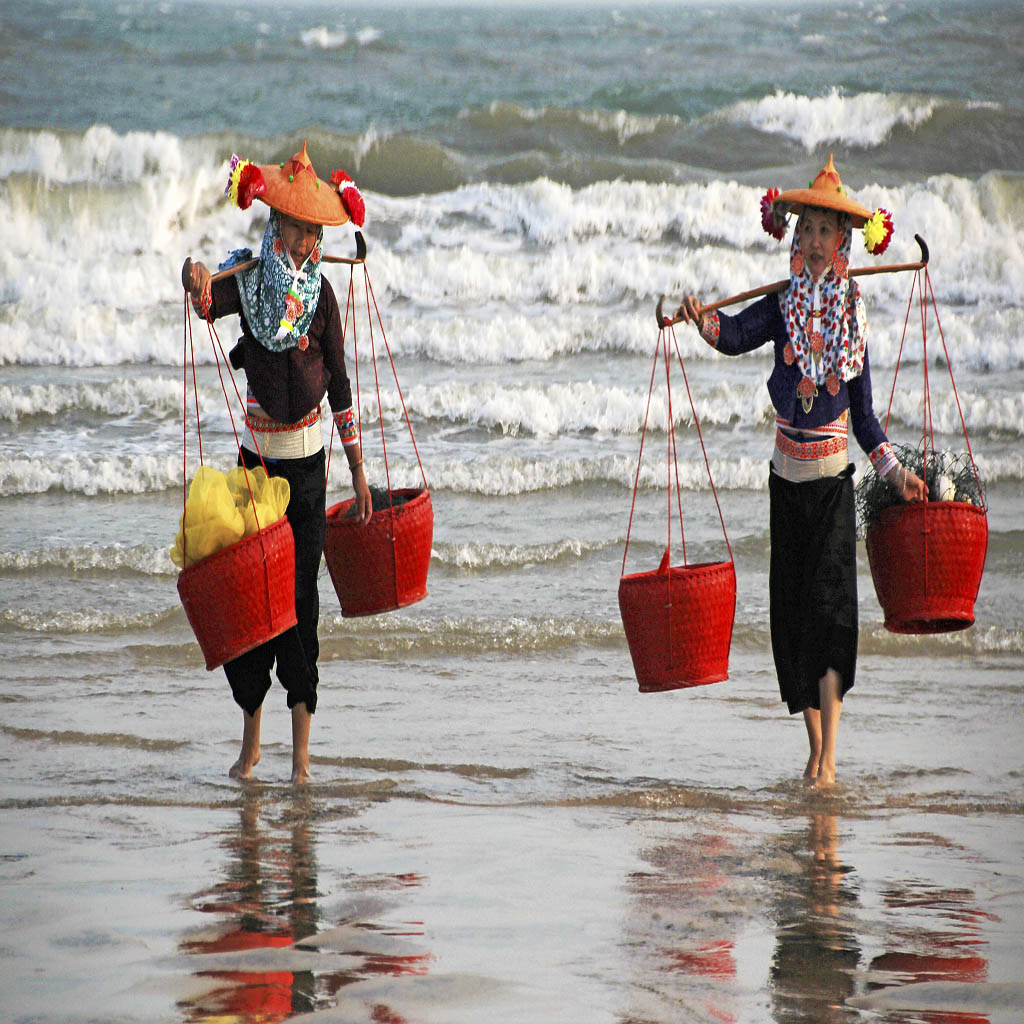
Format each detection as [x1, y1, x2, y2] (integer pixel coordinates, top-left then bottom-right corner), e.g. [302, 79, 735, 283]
[712, 294, 889, 457]
[208, 274, 353, 425]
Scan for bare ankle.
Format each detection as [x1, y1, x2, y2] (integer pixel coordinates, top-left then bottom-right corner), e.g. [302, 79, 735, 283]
[229, 749, 259, 779]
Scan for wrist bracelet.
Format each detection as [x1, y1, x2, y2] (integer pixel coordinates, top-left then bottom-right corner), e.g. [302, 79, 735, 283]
[349, 459, 363, 472]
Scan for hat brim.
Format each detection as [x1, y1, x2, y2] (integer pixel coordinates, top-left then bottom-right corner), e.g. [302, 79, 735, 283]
[773, 188, 872, 228]
[256, 162, 350, 227]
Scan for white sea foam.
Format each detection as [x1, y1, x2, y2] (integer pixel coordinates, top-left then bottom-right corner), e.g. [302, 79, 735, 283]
[388, 379, 770, 437]
[0, 453, 180, 497]
[473, 101, 675, 147]
[6, 437, 1018, 499]
[0, 378, 182, 421]
[299, 24, 379, 50]
[319, 612, 622, 651]
[0, 544, 173, 576]
[365, 450, 1024, 496]
[431, 537, 612, 569]
[0, 128, 1020, 384]
[0, 607, 174, 633]
[882, 386, 1024, 438]
[0, 125, 208, 185]
[367, 453, 771, 496]
[300, 25, 349, 49]
[726, 89, 941, 150]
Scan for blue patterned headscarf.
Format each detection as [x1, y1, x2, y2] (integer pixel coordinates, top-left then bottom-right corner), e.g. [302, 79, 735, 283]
[219, 210, 324, 352]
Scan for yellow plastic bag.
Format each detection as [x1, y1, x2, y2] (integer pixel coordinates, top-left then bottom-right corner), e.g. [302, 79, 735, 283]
[226, 466, 290, 538]
[171, 465, 290, 569]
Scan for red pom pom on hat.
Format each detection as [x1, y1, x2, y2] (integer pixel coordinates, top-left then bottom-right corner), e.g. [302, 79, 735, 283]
[340, 186, 365, 227]
[760, 187, 785, 241]
[236, 164, 265, 210]
[225, 156, 267, 210]
[331, 170, 365, 227]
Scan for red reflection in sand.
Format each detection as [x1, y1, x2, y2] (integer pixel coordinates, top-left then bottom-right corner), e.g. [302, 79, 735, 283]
[663, 940, 736, 980]
[182, 928, 297, 1023]
[619, 833, 740, 1023]
[179, 794, 433, 1022]
[869, 883, 991, 1024]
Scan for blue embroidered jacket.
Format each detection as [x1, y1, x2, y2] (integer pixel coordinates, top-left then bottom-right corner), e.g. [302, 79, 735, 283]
[708, 294, 891, 461]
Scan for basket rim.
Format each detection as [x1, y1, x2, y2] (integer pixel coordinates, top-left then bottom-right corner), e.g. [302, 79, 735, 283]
[177, 514, 291, 580]
[619, 558, 735, 585]
[326, 486, 431, 525]
[872, 499, 987, 529]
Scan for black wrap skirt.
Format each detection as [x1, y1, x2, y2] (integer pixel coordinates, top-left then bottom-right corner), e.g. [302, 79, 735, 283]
[768, 464, 858, 714]
[223, 446, 326, 717]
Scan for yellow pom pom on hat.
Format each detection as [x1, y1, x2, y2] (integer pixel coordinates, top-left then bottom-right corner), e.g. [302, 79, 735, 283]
[227, 141, 350, 226]
[772, 153, 873, 228]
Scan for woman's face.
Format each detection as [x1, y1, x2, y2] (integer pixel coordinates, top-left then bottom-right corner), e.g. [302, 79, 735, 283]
[278, 213, 320, 268]
[797, 207, 841, 279]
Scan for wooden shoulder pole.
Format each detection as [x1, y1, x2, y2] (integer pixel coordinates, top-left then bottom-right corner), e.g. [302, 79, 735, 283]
[180, 231, 368, 290]
[657, 234, 929, 328]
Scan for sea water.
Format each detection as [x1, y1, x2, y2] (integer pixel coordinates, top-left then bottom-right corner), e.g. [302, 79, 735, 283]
[1, 1, 1022, 1022]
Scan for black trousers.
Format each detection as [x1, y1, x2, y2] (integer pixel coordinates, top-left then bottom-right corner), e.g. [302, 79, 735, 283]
[769, 464, 858, 714]
[223, 446, 326, 717]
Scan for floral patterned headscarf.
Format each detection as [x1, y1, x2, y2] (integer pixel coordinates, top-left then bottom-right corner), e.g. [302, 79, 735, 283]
[223, 210, 324, 353]
[779, 212, 867, 413]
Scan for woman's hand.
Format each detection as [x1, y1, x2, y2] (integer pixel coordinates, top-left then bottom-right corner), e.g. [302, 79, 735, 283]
[892, 464, 927, 502]
[351, 464, 372, 524]
[674, 295, 704, 333]
[183, 259, 212, 318]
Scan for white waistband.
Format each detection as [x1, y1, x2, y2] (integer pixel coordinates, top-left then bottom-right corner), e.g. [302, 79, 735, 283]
[771, 445, 848, 482]
[242, 409, 324, 460]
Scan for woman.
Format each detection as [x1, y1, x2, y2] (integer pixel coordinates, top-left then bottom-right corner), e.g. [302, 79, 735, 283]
[675, 155, 926, 788]
[185, 143, 371, 783]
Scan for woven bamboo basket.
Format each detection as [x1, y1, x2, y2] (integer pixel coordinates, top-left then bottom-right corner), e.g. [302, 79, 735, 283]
[618, 559, 737, 692]
[866, 500, 987, 634]
[177, 515, 297, 670]
[324, 487, 433, 617]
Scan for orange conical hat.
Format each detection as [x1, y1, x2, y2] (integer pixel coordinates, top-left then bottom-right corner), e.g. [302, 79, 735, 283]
[255, 142, 350, 226]
[772, 153, 873, 228]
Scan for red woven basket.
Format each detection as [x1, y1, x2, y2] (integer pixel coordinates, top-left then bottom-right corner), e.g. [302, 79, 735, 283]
[866, 500, 987, 634]
[324, 487, 433, 617]
[177, 515, 297, 670]
[618, 559, 737, 693]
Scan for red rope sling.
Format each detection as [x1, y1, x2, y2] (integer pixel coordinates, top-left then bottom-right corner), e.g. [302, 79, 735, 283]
[323, 261, 433, 617]
[865, 264, 988, 633]
[618, 322, 737, 693]
[175, 295, 297, 670]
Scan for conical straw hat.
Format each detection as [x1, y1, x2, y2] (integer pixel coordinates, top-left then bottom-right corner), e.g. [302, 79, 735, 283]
[773, 153, 873, 228]
[255, 142, 350, 226]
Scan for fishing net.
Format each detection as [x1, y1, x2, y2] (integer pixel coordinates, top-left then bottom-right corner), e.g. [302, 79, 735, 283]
[855, 442, 986, 539]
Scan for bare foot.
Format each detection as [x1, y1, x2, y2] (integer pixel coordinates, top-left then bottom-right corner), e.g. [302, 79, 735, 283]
[291, 763, 312, 785]
[803, 753, 820, 783]
[810, 765, 836, 790]
[229, 749, 260, 779]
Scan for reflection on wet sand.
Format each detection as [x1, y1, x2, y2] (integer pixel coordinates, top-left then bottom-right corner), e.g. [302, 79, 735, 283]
[864, 878, 993, 1024]
[177, 789, 430, 1023]
[770, 817, 997, 1024]
[770, 813, 860, 1023]
[618, 830, 743, 1023]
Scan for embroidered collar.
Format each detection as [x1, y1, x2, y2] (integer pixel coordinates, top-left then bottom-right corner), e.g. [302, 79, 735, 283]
[779, 215, 867, 412]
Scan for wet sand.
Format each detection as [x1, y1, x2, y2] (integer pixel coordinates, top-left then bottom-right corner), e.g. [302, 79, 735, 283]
[2, 645, 1022, 1024]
